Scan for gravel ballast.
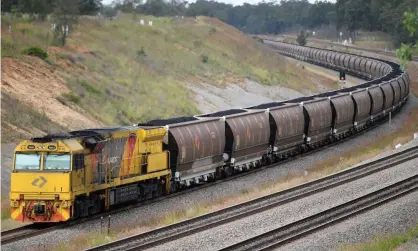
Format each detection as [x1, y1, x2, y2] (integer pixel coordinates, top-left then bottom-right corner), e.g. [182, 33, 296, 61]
[142, 158, 418, 251]
[2, 82, 417, 251]
[275, 189, 418, 251]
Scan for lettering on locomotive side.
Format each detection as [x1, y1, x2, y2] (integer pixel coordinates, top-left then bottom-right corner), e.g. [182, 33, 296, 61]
[115, 184, 139, 203]
[104, 157, 119, 164]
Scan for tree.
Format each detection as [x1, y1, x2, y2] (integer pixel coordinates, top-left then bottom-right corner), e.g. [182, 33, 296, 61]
[396, 8, 418, 68]
[78, 0, 103, 15]
[297, 30, 307, 46]
[52, 0, 80, 46]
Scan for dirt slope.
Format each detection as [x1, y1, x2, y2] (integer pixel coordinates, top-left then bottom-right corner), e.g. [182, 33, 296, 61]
[2, 57, 103, 129]
[1, 14, 336, 143]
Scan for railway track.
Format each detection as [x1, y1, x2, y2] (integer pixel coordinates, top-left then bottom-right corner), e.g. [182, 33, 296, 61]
[85, 145, 418, 251]
[260, 35, 418, 62]
[220, 173, 418, 251]
[1, 108, 404, 246]
[1, 223, 58, 245]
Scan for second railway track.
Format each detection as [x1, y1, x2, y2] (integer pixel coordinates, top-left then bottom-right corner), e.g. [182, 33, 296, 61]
[220, 173, 418, 251]
[86, 145, 418, 251]
[1, 223, 58, 245]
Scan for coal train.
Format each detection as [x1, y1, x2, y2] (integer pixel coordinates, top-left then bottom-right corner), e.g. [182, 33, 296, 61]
[9, 41, 410, 222]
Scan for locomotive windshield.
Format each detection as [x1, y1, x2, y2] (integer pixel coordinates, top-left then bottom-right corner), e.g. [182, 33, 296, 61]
[13, 152, 71, 171]
[43, 153, 71, 170]
[14, 152, 41, 170]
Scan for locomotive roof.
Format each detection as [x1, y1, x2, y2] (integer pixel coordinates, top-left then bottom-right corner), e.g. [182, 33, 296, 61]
[31, 126, 139, 142]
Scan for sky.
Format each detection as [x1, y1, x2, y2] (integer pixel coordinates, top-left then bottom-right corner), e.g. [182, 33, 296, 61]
[102, 0, 336, 7]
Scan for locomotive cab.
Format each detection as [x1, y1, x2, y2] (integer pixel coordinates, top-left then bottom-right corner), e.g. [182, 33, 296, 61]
[9, 139, 80, 223]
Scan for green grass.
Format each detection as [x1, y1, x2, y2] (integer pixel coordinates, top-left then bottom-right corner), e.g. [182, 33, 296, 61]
[338, 224, 418, 251]
[2, 14, 326, 131]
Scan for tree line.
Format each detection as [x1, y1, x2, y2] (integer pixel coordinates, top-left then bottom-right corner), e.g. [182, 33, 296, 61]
[109, 0, 417, 46]
[2, 0, 417, 46]
[1, 0, 103, 17]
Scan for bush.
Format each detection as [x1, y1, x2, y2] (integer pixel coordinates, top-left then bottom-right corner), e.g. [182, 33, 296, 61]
[22, 46, 48, 59]
[62, 92, 80, 104]
[296, 31, 307, 46]
[137, 47, 147, 57]
[209, 27, 217, 34]
[79, 80, 101, 94]
[193, 40, 202, 48]
[201, 54, 209, 63]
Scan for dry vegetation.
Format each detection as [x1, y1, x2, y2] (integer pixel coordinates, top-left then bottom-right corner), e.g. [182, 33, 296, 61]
[1, 14, 336, 143]
[337, 224, 418, 251]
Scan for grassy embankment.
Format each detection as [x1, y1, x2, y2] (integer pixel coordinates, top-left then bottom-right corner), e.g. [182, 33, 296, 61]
[338, 224, 418, 251]
[1, 14, 334, 145]
[278, 31, 402, 52]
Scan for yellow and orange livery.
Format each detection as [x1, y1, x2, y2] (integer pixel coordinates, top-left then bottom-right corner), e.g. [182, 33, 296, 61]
[10, 126, 170, 223]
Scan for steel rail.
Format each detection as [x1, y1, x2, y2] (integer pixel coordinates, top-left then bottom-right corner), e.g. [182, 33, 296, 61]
[219, 173, 418, 251]
[1, 223, 57, 245]
[85, 146, 418, 251]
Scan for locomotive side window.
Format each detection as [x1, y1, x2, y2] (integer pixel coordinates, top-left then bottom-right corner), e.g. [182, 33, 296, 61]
[14, 153, 41, 170]
[44, 153, 71, 170]
[73, 154, 85, 170]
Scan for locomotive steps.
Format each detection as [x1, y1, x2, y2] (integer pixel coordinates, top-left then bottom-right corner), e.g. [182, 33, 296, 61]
[85, 146, 418, 251]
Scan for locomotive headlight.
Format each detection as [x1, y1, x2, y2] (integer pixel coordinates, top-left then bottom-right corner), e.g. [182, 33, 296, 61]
[11, 200, 19, 208]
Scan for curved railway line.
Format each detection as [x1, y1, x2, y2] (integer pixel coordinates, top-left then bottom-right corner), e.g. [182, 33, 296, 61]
[1, 114, 405, 246]
[260, 35, 418, 62]
[85, 145, 418, 251]
[2, 39, 413, 248]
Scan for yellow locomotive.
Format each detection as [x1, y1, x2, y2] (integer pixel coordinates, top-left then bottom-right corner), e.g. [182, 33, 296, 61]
[10, 126, 170, 223]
